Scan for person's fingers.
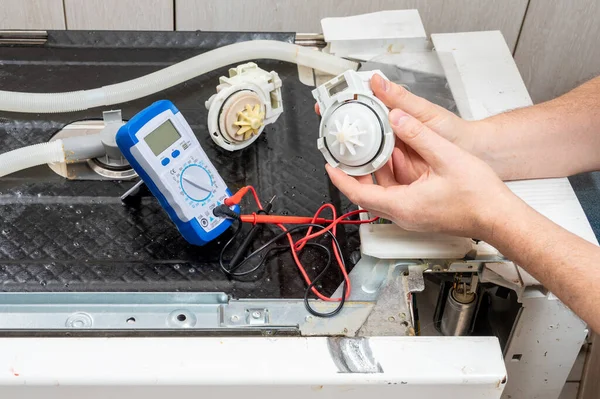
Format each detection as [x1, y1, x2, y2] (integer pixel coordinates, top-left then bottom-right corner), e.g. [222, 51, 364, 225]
[314, 103, 320, 115]
[391, 147, 404, 180]
[389, 147, 414, 185]
[374, 159, 397, 187]
[368, 209, 394, 221]
[355, 174, 374, 185]
[389, 109, 455, 169]
[371, 74, 457, 128]
[325, 164, 389, 211]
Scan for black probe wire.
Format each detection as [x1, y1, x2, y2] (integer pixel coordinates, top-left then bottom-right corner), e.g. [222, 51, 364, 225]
[220, 222, 326, 276]
[218, 221, 348, 317]
[218, 219, 285, 277]
[302, 241, 348, 318]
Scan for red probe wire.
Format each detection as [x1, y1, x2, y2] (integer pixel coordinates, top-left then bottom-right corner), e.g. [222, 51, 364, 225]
[224, 186, 378, 302]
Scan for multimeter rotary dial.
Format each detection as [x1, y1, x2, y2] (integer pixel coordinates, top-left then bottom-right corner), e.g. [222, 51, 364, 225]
[180, 164, 214, 201]
[116, 100, 237, 246]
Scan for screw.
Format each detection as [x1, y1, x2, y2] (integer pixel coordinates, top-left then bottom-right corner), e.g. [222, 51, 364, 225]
[230, 315, 239, 322]
[252, 311, 262, 319]
[305, 315, 313, 322]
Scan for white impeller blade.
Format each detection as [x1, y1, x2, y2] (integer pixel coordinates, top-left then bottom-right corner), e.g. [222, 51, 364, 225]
[328, 116, 367, 157]
[334, 118, 343, 133]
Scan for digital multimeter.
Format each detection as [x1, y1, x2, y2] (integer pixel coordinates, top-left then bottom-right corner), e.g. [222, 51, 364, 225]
[116, 100, 238, 246]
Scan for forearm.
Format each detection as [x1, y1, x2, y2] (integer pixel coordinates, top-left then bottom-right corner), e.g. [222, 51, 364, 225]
[472, 76, 600, 180]
[481, 195, 600, 332]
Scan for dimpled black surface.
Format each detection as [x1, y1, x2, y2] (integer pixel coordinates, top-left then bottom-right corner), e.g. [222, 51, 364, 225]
[3, 31, 598, 296]
[0, 31, 360, 296]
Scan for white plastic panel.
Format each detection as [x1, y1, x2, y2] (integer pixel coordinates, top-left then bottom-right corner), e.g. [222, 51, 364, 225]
[432, 31, 532, 121]
[502, 293, 587, 399]
[360, 224, 473, 259]
[506, 178, 598, 245]
[323, 10, 429, 60]
[0, 337, 506, 398]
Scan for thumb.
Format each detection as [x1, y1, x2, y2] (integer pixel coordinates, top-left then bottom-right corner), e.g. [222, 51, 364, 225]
[371, 74, 460, 131]
[389, 109, 455, 168]
[325, 164, 389, 213]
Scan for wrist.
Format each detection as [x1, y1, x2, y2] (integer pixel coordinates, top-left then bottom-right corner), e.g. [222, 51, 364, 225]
[467, 119, 496, 162]
[471, 188, 525, 244]
[468, 118, 518, 180]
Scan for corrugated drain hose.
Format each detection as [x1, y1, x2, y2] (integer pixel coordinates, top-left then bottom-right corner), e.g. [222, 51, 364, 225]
[0, 140, 65, 177]
[0, 40, 358, 114]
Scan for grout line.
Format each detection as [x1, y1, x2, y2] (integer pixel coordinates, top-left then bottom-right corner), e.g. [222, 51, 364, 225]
[513, 0, 532, 56]
[172, 0, 177, 31]
[62, 0, 69, 30]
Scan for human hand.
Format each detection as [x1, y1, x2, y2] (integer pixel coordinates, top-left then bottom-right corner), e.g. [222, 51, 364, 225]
[316, 74, 483, 184]
[326, 109, 519, 239]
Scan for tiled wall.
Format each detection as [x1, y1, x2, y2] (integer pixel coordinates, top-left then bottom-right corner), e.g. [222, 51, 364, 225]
[2, 0, 599, 103]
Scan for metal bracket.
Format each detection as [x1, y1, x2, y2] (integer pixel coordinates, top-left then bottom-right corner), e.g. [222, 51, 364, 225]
[0, 291, 378, 337]
[0, 256, 423, 337]
[0, 30, 47, 45]
[0, 253, 514, 337]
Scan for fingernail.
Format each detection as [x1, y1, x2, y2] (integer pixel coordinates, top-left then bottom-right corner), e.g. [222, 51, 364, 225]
[389, 109, 408, 126]
[378, 75, 389, 92]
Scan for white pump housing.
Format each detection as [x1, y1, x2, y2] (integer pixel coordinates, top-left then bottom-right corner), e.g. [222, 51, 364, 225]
[205, 63, 283, 151]
[312, 70, 394, 176]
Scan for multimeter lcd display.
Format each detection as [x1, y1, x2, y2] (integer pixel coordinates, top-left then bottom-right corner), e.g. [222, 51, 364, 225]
[144, 120, 182, 156]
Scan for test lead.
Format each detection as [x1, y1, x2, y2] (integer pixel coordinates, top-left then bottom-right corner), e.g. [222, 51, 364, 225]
[217, 185, 378, 317]
[228, 195, 275, 270]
